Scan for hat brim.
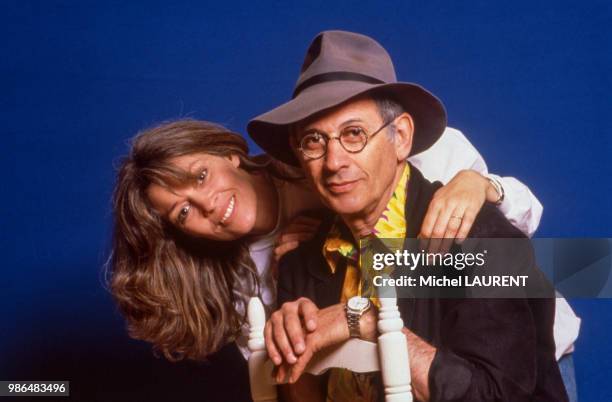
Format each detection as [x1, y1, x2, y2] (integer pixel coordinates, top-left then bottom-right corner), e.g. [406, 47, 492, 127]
[247, 81, 447, 166]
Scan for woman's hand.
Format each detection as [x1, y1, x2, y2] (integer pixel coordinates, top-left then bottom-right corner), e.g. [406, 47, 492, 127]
[272, 215, 322, 278]
[419, 170, 499, 251]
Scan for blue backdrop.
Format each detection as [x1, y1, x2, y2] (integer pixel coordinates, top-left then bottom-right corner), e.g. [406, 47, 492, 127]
[2, 1, 611, 400]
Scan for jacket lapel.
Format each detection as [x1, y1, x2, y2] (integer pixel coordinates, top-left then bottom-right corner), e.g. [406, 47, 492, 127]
[401, 163, 441, 327]
[404, 163, 440, 237]
[314, 258, 347, 309]
[305, 212, 346, 308]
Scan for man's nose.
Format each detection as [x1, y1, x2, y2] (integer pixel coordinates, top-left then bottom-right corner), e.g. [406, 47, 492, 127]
[323, 138, 350, 172]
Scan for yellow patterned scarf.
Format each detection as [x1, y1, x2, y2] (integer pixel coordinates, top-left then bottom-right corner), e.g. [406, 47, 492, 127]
[323, 164, 409, 402]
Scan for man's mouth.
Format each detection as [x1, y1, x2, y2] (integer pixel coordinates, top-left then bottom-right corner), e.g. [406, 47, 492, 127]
[326, 179, 359, 194]
[220, 195, 235, 224]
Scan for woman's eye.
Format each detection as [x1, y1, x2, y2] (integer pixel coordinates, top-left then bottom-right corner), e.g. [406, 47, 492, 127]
[178, 205, 191, 224]
[197, 169, 208, 185]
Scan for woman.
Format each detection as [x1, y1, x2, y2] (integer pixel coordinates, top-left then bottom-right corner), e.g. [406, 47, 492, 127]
[110, 119, 320, 362]
[108, 118, 557, 363]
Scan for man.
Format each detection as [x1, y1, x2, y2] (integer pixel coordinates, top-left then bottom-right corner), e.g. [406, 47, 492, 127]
[248, 31, 568, 401]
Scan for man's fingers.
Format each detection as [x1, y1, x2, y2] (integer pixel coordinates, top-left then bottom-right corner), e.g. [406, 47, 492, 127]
[283, 309, 306, 355]
[298, 299, 318, 332]
[272, 312, 298, 364]
[275, 363, 291, 384]
[265, 298, 319, 376]
[265, 321, 282, 365]
[289, 348, 314, 384]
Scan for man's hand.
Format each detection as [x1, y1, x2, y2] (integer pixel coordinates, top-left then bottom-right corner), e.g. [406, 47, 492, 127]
[419, 170, 493, 252]
[280, 303, 349, 383]
[266, 299, 378, 384]
[265, 297, 320, 366]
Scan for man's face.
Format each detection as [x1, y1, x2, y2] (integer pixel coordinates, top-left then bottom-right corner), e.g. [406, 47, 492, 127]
[293, 98, 409, 218]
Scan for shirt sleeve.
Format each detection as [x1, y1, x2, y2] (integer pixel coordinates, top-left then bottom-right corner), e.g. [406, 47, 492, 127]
[553, 296, 581, 360]
[408, 127, 543, 236]
[487, 173, 543, 237]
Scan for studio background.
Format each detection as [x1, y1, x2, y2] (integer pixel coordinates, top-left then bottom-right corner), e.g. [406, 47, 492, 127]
[2, 1, 611, 401]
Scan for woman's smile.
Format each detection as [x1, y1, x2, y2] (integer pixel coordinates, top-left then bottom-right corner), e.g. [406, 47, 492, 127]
[220, 195, 235, 225]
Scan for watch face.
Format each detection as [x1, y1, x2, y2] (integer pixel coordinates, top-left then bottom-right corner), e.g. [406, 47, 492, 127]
[348, 297, 370, 311]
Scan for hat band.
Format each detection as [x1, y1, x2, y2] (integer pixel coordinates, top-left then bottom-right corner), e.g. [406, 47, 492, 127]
[292, 72, 385, 98]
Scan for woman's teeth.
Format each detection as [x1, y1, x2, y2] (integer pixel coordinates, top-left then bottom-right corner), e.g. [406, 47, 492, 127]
[220, 196, 235, 224]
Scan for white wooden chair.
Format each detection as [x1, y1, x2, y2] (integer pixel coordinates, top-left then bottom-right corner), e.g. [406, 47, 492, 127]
[247, 296, 413, 402]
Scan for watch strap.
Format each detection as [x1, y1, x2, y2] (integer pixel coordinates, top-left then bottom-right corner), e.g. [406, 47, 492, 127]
[346, 305, 362, 338]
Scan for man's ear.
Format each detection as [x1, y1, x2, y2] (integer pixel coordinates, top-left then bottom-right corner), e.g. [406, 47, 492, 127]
[228, 153, 241, 168]
[393, 112, 414, 161]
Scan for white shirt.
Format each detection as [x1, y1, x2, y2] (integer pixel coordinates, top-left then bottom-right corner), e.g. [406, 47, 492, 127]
[237, 126, 580, 360]
[235, 204, 283, 359]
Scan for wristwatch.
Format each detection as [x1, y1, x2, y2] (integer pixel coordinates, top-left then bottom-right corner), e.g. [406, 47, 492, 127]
[345, 296, 372, 338]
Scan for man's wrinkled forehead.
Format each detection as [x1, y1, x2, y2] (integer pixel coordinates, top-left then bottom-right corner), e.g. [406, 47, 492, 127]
[290, 96, 380, 142]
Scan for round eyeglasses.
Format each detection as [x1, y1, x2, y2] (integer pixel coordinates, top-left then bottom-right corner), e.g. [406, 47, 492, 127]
[298, 119, 395, 160]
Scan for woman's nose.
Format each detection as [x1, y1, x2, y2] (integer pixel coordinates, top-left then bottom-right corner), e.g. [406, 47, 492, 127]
[189, 188, 217, 216]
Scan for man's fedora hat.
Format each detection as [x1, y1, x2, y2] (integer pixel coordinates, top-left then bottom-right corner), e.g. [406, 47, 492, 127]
[247, 30, 447, 166]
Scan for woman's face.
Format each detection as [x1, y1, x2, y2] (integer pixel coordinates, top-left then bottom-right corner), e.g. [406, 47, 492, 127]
[147, 153, 262, 241]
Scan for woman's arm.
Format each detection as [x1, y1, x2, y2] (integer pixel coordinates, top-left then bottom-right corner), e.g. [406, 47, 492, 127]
[273, 127, 543, 259]
[410, 127, 543, 238]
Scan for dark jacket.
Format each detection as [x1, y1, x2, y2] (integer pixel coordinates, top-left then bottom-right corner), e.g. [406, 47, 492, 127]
[277, 165, 567, 402]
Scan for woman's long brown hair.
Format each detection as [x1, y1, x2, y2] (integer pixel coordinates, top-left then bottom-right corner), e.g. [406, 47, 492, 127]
[108, 119, 298, 361]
